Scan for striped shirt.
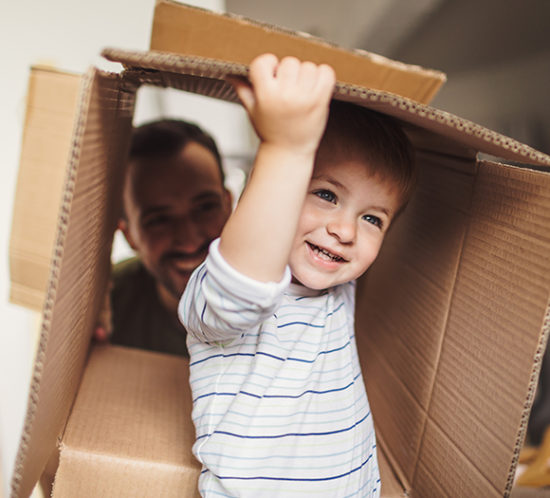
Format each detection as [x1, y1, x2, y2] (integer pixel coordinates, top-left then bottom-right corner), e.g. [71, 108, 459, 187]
[179, 239, 380, 497]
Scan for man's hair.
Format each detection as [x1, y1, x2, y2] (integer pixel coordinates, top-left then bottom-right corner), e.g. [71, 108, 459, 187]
[320, 101, 416, 210]
[129, 119, 225, 183]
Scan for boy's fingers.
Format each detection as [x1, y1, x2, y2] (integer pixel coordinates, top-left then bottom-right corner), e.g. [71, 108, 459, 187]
[249, 53, 279, 86]
[276, 56, 301, 86]
[228, 76, 256, 113]
[314, 64, 336, 99]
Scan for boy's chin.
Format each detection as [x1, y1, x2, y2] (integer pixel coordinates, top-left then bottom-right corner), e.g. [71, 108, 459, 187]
[290, 271, 337, 291]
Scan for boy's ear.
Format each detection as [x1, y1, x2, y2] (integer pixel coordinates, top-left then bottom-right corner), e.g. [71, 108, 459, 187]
[118, 218, 138, 250]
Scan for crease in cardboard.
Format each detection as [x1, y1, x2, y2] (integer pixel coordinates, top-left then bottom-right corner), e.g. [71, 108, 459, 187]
[374, 427, 412, 496]
[57, 444, 192, 472]
[418, 418, 505, 497]
[507, 302, 550, 495]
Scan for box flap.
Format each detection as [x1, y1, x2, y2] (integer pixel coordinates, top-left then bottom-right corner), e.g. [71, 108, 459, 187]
[10, 68, 135, 498]
[102, 48, 550, 168]
[149, 0, 446, 105]
[53, 345, 200, 498]
[9, 67, 81, 311]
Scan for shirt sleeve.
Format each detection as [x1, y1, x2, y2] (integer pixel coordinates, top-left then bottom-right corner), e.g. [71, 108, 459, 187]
[178, 238, 291, 344]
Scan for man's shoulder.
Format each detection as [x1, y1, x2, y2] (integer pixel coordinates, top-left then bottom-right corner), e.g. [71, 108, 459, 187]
[112, 257, 153, 292]
[113, 256, 147, 277]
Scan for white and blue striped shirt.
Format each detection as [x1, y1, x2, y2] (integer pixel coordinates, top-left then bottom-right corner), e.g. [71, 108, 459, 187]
[179, 239, 380, 497]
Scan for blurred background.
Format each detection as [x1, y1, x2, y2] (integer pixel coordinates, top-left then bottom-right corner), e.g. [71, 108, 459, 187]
[1, 0, 549, 495]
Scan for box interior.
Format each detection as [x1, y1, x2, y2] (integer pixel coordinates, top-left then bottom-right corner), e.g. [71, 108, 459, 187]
[10, 51, 550, 498]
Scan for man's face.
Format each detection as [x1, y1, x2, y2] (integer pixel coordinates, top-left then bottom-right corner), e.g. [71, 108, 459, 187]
[289, 156, 401, 290]
[122, 142, 231, 300]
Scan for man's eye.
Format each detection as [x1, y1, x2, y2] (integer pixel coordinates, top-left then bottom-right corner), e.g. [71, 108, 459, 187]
[314, 189, 336, 203]
[196, 201, 221, 212]
[363, 214, 382, 229]
[143, 215, 169, 227]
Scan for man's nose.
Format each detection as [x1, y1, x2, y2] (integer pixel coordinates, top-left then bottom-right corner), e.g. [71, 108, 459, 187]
[173, 217, 202, 250]
[326, 213, 356, 244]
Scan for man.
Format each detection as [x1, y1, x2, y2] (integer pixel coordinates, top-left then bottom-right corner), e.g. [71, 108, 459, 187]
[107, 119, 232, 356]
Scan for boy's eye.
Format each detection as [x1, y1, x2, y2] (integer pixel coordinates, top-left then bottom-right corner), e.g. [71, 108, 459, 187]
[314, 189, 336, 203]
[362, 214, 383, 229]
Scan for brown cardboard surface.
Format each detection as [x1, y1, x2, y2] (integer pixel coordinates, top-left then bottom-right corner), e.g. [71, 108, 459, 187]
[9, 67, 81, 311]
[378, 446, 406, 498]
[355, 151, 479, 486]
[53, 345, 200, 497]
[512, 487, 550, 497]
[150, 0, 446, 105]
[10, 68, 135, 498]
[9, 50, 550, 498]
[416, 162, 550, 497]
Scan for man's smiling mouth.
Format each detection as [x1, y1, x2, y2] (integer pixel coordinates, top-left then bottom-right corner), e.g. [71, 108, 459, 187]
[163, 250, 208, 272]
[307, 242, 346, 262]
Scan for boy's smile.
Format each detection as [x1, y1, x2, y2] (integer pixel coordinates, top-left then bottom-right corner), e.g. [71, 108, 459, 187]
[289, 157, 402, 290]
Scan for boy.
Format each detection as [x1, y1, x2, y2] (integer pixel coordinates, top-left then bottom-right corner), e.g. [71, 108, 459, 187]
[179, 54, 415, 496]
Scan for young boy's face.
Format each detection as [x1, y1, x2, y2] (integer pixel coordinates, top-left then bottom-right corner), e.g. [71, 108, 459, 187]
[289, 156, 401, 290]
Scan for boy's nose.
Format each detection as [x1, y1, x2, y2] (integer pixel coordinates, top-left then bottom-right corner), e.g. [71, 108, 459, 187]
[326, 215, 356, 244]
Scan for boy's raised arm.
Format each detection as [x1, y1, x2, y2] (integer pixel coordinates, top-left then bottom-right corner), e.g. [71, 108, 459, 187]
[219, 54, 335, 283]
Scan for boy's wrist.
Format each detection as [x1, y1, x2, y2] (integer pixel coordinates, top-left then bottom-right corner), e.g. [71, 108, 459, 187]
[256, 140, 317, 168]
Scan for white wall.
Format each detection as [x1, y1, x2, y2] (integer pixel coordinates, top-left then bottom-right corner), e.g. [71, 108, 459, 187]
[0, 1, 252, 495]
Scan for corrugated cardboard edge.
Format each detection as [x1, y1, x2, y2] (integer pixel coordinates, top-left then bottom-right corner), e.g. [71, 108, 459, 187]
[508, 304, 550, 496]
[9, 69, 96, 498]
[150, 0, 446, 105]
[101, 48, 550, 168]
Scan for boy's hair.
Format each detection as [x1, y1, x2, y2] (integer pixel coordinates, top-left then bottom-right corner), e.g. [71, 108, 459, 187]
[128, 118, 225, 183]
[320, 101, 416, 211]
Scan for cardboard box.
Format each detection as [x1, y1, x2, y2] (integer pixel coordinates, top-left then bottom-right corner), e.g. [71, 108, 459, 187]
[8, 5, 550, 498]
[149, 1, 447, 106]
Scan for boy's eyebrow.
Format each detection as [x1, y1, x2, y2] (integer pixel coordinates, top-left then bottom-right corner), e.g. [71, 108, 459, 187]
[370, 205, 392, 217]
[312, 174, 348, 192]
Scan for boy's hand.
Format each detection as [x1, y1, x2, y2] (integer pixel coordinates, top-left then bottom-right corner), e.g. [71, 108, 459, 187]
[231, 54, 336, 157]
